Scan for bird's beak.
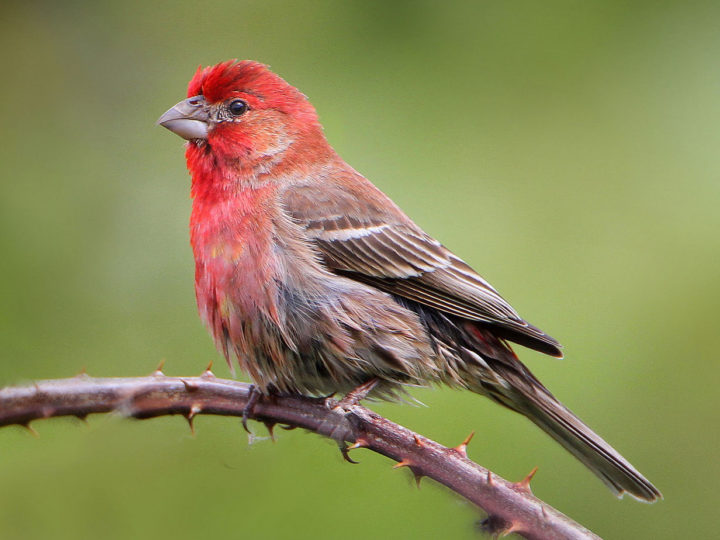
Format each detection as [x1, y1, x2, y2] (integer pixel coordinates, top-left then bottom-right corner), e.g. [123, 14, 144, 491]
[157, 96, 209, 140]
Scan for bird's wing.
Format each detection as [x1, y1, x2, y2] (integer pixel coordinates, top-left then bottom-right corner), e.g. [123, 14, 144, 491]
[280, 176, 562, 357]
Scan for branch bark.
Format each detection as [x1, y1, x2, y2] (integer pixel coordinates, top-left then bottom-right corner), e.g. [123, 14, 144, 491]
[0, 370, 599, 540]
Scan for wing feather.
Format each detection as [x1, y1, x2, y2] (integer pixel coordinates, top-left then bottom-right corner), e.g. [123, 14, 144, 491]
[281, 178, 562, 357]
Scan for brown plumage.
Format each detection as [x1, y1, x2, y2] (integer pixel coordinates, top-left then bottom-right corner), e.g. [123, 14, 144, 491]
[158, 60, 661, 501]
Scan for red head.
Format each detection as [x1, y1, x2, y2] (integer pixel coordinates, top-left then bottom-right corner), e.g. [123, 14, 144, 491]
[158, 60, 327, 180]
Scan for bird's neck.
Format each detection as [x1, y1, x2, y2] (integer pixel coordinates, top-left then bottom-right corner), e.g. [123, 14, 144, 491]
[187, 128, 336, 194]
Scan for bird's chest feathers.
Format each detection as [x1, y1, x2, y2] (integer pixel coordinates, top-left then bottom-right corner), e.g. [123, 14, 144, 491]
[191, 186, 284, 335]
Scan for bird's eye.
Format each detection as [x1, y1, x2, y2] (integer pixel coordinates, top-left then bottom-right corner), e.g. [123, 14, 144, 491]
[228, 99, 249, 116]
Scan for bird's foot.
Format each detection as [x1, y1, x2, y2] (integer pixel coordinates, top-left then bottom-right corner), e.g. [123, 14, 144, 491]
[242, 384, 263, 433]
[330, 379, 379, 463]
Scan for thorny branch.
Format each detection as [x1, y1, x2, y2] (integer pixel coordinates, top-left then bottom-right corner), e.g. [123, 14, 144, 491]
[0, 369, 599, 540]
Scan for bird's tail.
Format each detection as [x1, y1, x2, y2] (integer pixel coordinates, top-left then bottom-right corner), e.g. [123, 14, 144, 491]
[496, 381, 662, 502]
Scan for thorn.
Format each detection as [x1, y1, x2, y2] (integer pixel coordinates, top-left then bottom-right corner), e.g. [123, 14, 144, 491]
[413, 434, 425, 447]
[341, 438, 368, 463]
[201, 361, 215, 378]
[486, 469, 493, 485]
[263, 421, 276, 442]
[181, 379, 199, 392]
[33, 382, 41, 392]
[452, 431, 475, 458]
[500, 522, 522, 538]
[76, 413, 89, 425]
[153, 359, 166, 376]
[541, 504, 548, 518]
[76, 366, 88, 378]
[347, 438, 368, 451]
[188, 403, 202, 420]
[21, 422, 39, 437]
[516, 466, 538, 493]
[186, 403, 202, 435]
[412, 470, 424, 489]
[392, 459, 423, 488]
[339, 443, 360, 464]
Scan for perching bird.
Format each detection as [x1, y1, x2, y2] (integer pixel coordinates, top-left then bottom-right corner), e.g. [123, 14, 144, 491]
[158, 60, 660, 501]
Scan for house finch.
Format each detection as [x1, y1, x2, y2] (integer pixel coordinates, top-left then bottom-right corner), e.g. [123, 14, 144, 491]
[158, 60, 660, 501]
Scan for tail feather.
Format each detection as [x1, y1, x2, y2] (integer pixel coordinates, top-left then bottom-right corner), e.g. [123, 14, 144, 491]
[401, 300, 661, 500]
[509, 387, 662, 502]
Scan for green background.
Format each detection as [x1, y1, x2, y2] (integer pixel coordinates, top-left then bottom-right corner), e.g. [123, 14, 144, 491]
[1, 1, 718, 538]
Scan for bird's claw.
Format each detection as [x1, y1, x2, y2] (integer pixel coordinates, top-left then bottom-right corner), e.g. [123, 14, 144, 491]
[338, 442, 360, 464]
[242, 384, 263, 433]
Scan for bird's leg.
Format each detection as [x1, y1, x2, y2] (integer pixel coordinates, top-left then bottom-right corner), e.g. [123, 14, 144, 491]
[335, 378, 380, 410]
[330, 379, 379, 463]
[242, 384, 263, 433]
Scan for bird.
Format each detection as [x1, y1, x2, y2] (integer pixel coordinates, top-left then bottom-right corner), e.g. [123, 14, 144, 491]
[157, 59, 661, 501]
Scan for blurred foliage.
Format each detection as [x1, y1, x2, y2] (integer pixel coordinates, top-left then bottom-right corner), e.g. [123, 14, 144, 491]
[1, 1, 718, 538]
